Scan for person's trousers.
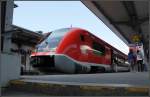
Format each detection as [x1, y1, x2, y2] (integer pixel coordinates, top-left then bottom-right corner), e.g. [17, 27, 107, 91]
[137, 60, 144, 72]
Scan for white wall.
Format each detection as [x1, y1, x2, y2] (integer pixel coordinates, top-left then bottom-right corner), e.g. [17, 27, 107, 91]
[1, 53, 21, 87]
[0, 0, 37, 87]
[1, 40, 35, 87]
[0, 0, 20, 87]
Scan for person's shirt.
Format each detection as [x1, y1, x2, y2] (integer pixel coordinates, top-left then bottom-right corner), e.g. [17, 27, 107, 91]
[137, 51, 144, 61]
[128, 52, 135, 60]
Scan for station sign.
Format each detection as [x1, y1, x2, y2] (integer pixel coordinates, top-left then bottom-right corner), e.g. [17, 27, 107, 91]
[131, 34, 141, 43]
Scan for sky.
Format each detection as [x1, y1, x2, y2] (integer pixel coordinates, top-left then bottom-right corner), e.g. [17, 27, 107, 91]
[13, 1, 129, 54]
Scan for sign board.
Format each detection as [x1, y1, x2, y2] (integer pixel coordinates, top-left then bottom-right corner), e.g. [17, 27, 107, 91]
[132, 34, 141, 43]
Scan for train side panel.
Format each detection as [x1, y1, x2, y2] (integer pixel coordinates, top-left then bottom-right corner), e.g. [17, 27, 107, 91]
[31, 28, 128, 73]
[56, 29, 112, 65]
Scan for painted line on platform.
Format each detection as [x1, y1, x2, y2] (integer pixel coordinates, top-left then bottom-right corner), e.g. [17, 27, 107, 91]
[20, 79, 148, 88]
[9, 79, 149, 93]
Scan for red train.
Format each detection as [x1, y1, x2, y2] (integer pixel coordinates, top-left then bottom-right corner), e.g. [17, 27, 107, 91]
[30, 28, 129, 73]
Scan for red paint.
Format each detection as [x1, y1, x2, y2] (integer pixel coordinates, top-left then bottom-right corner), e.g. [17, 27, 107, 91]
[31, 28, 127, 66]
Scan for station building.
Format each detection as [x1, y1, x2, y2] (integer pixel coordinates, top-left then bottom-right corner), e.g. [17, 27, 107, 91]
[1, 24, 43, 86]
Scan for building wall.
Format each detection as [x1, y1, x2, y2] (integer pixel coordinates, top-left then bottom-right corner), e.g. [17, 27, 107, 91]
[1, 42, 34, 87]
[4, 0, 14, 31]
[11, 43, 35, 71]
[1, 53, 21, 87]
[0, 0, 39, 87]
[1, 37, 21, 87]
[0, 0, 16, 87]
[19, 45, 35, 72]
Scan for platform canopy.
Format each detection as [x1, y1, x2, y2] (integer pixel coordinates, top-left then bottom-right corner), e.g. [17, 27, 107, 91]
[81, 1, 149, 52]
[10, 25, 44, 46]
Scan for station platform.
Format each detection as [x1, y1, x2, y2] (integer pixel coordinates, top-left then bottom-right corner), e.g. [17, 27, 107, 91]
[3, 72, 149, 96]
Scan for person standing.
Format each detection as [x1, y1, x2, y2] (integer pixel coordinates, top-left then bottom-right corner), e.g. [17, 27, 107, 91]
[136, 50, 144, 72]
[128, 49, 136, 72]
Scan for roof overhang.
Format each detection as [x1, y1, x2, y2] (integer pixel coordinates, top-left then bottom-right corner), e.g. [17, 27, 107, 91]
[4, 25, 44, 46]
[81, 0, 149, 48]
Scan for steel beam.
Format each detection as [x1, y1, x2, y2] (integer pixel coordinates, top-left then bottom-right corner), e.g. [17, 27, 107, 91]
[122, 1, 142, 34]
[112, 16, 148, 26]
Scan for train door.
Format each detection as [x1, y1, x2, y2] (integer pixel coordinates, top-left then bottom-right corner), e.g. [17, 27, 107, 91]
[104, 47, 112, 65]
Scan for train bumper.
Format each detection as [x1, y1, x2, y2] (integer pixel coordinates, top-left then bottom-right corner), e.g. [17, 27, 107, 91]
[30, 55, 55, 68]
[30, 54, 91, 73]
[54, 54, 91, 73]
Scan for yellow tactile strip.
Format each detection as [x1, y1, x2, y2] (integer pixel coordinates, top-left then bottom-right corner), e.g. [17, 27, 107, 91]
[8, 80, 149, 96]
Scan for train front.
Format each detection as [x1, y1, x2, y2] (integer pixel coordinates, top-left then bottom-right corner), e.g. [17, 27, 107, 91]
[30, 28, 70, 71]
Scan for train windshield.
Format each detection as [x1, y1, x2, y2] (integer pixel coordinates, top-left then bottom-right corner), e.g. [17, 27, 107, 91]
[37, 28, 70, 52]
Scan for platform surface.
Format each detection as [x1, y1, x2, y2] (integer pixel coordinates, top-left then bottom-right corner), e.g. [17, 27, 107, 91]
[2, 72, 149, 96]
[21, 72, 149, 87]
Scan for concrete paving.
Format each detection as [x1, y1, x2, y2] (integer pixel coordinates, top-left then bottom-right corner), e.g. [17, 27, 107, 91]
[21, 72, 149, 87]
[2, 72, 149, 96]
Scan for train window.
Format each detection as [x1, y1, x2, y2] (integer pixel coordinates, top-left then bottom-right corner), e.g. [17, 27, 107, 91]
[37, 28, 70, 52]
[80, 34, 85, 41]
[92, 42, 105, 56]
